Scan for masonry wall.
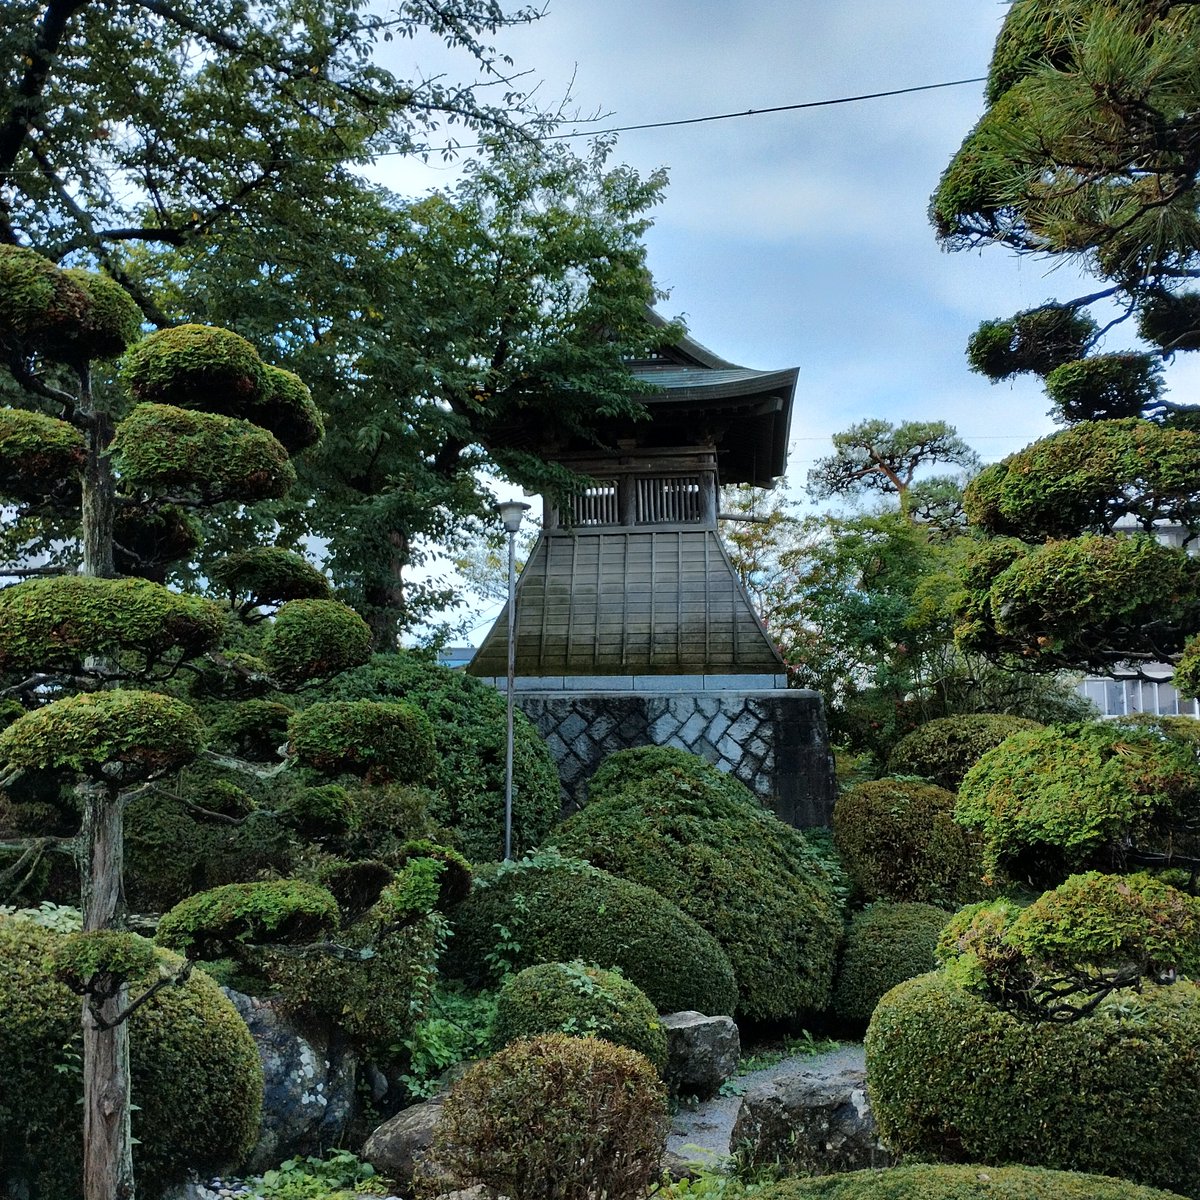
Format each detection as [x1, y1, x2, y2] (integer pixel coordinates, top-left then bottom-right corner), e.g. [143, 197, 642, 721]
[514, 688, 836, 828]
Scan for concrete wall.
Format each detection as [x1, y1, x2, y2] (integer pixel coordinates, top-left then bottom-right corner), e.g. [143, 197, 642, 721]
[513, 688, 836, 829]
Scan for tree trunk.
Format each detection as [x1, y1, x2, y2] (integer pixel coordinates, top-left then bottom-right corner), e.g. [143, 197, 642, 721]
[365, 529, 409, 653]
[80, 366, 116, 578]
[80, 782, 134, 1200]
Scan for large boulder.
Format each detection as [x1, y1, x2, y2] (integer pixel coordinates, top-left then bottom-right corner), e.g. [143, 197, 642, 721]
[730, 1044, 893, 1177]
[661, 1011, 739, 1097]
[362, 1098, 445, 1194]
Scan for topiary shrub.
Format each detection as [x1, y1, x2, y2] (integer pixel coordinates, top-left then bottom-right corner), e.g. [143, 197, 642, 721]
[0, 408, 85, 504]
[833, 778, 986, 906]
[494, 961, 667, 1075]
[831, 901, 951, 1024]
[262, 600, 373, 689]
[956, 722, 1200, 886]
[62, 267, 143, 360]
[288, 699, 436, 782]
[120, 323, 268, 410]
[0, 243, 90, 358]
[444, 850, 737, 1016]
[886, 715, 1043, 792]
[586, 745, 759, 807]
[0, 916, 261, 1199]
[205, 698, 294, 761]
[258, 364, 324, 453]
[1044, 353, 1164, 423]
[548, 770, 841, 1020]
[313, 654, 560, 862]
[752, 1164, 1189, 1200]
[426, 1033, 668, 1200]
[866, 971, 1200, 1198]
[334, 782, 443, 864]
[210, 547, 332, 609]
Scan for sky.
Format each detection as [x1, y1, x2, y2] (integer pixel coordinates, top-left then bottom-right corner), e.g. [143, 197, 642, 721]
[365, 0, 1200, 637]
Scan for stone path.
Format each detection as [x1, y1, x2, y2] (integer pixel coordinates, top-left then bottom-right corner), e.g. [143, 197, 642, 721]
[667, 1042, 866, 1170]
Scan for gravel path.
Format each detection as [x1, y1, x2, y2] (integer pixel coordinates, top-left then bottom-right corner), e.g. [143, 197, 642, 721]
[667, 1042, 866, 1169]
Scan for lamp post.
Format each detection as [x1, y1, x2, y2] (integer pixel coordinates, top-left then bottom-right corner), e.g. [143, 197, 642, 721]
[496, 499, 530, 860]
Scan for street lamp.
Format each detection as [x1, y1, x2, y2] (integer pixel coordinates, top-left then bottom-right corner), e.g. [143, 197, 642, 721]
[496, 499, 530, 861]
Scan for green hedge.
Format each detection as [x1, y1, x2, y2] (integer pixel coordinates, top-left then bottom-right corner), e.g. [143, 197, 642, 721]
[586, 745, 759, 807]
[886, 715, 1043, 792]
[831, 901, 950, 1023]
[833, 778, 986, 906]
[494, 961, 667, 1075]
[0, 917, 261, 1200]
[445, 851, 737, 1016]
[548, 769, 841, 1020]
[866, 972, 1200, 1197]
[288, 699, 436, 782]
[753, 1165, 1188, 1200]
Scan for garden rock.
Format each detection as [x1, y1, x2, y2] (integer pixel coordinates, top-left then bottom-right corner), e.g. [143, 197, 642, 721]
[730, 1044, 894, 1176]
[661, 1011, 740, 1096]
[223, 988, 356, 1171]
[363, 1097, 445, 1193]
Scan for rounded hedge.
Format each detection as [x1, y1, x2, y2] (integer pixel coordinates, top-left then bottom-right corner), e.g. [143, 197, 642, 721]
[63, 267, 143, 360]
[429, 1033, 668, 1200]
[210, 547, 332, 608]
[120, 323, 268, 410]
[262, 600, 373, 689]
[288, 699, 436, 782]
[548, 770, 841, 1020]
[831, 901, 951, 1024]
[0, 917, 261, 1199]
[1044, 353, 1164, 423]
[956, 722, 1200, 885]
[866, 972, 1200, 1197]
[586, 745, 759, 807]
[314, 654, 560, 863]
[259, 364, 324, 453]
[833, 778, 985, 906]
[494, 961, 668, 1075]
[752, 1165, 1189, 1200]
[0, 408, 85, 503]
[0, 244, 90, 359]
[445, 851, 738, 1016]
[886, 715, 1043, 792]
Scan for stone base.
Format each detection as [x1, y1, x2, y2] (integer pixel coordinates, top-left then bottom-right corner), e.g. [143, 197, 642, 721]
[513, 688, 835, 828]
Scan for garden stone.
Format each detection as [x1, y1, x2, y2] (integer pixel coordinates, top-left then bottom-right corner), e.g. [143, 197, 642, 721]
[223, 988, 356, 1172]
[661, 1011, 739, 1097]
[363, 1097, 445, 1193]
[730, 1043, 894, 1176]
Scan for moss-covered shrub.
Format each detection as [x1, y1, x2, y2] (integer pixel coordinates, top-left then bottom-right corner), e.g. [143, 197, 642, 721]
[155, 879, 340, 959]
[548, 771, 841, 1020]
[120, 323, 268, 410]
[205, 698, 294, 761]
[262, 600, 373, 689]
[0, 574, 224, 676]
[586, 744, 759, 807]
[0, 917, 261, 1199]
[445, 851, 737, 1016]
[333, 782, 442, 865]
[0, 690, 204, 783]
[113, 402, 295, 502]
[833, 778, 985, 906]
[886, 715, 1043, 792]
[427, 1033, 668, 1200]
[752, 1165, 1189, 1200]
[312, 654, 560, 862]
[279, 782, 354, 841]
[0, 244, 90, 358]
[494, 961, 667, 1074]
[63, 267, 143, 360]
[288, 699, 436, 782]
[259, 364, 324, 453]
[866, 972, 1200, 1197]
[831, 902, 951, 1023]
[956, 722, 1200, 885]
[0, 407, 85, 503]
[210, 547, 331, 608]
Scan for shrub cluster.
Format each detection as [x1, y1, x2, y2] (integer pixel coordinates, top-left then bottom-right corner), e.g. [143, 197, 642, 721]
[833, 778, 985, 906]
[885, 714, 1042, 792]
[445, 850, 738, 1016]
[494, 961, 668, 1075]
[549, 764, 842, 1020]
[585, 744, 759, 807]
[866, 971, 1200, 1198]
[288, 698, 436, 782]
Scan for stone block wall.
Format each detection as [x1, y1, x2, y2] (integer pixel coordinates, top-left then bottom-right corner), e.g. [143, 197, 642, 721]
[514, 688, 836, 828]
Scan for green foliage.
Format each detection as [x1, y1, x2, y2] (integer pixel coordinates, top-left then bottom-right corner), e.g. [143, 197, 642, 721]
[50, 929, 159, 990]
[445, 849, 738, 1016]
[0, 689, 204, 782]
[1173, 634, 1200, 700]
[0, 917, 261, 1199]
[330, 782, 442, 866]
[315, 654, 560, 862]
[247, 1150, 383, 1200]
[211, 547, 332, 608]
[399, 981, 498, 1100]
[262, 600, 373, 689]
[62, 268, 144, 361]
[0, 574, 224, 676]
[120, 323, 268, 412]
[279, 783, 354, 841]
[962, 420, 1200, 541]
[0, 244, 90, 361]
[155, 879, 340, 959]
[288, 698, 436, 782]
[956, 722, 1200, 885]
[833, 778, 985, 906]
[113, 502, 203, 579]
[831, 901, 951, 1023]
[549, 770, 842, 1020]
[494, 961, 668, 1075]
[0, 407, 85, 503]
[427, 1033, 668, 1200]
[113, 402, 296, 502]
[886, 714, 1043, 792]
[966, 307, 1097, 381]
[1139, 289, 1200, 354]
[205, 698, 294, 761]
[258, 364, 325, 454]
[866, 971, 1200, 1197]
[587, 745, 759, 807]
[1044, 354, 1165, 424]
[751, 1164, 1189, 1200]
